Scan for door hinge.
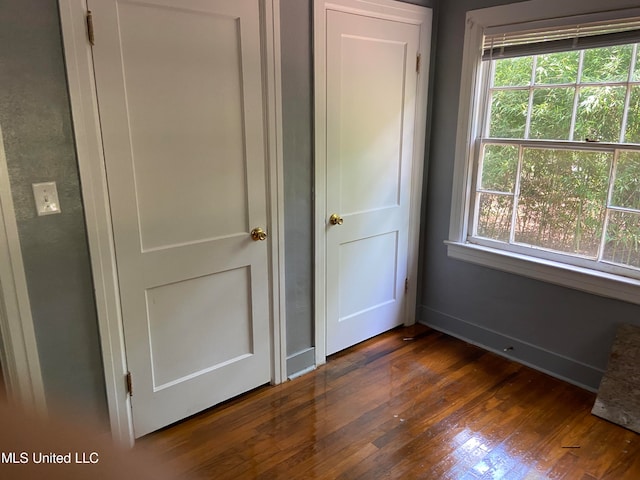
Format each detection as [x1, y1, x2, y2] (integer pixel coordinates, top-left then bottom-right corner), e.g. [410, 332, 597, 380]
[416, 53, 421, 74]
[405, 277, 409, 293]
[125, 371, 133, 396]
[87, 10, 95, 46]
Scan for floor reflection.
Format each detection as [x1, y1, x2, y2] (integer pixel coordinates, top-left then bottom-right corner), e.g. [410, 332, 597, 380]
[140, 328, 639, 479]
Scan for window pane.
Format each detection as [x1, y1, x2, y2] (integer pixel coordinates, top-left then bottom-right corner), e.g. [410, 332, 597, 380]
[603, 211, 640, 269]
[574, 86, 625, 142]
[515, 148, 610, 256]
[480, 144, 519, 192]
[624, 86, 640, 143]
[612, 151, 640, 210]
[476, 193, 513, 242]
[489, 90, 528, 138]
[633, 44, 640, 82]
[581, 45, 633, 83]
[494, 57, 533, 87]
[529, 87, 573, 140]
[535, 51, 579, 85]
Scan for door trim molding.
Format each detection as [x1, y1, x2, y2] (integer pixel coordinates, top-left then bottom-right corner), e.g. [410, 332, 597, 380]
[59, 0, 285, 444]
[313, 0, 432, 365]
[59, 0, 133, 445]
[264, 0, 288, 384]
[0, 125, 47, 414]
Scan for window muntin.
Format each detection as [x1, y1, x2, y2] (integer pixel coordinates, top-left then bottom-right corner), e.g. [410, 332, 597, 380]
[471, 43, 640, 277]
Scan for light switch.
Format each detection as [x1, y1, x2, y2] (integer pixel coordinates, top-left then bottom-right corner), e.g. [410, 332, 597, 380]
[32, 181, 61, 216]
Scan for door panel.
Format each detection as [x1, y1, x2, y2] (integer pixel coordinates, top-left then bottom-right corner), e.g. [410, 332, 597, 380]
[337, 34, 406, 215]
[338, 232, 398, 319]
[116, 2, 250, 250]
[90, 0, 271, 437]
[325, 10, 419, 355]
[146, 267, 252, 389]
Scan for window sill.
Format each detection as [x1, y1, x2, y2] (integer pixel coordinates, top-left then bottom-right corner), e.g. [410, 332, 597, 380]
[445, 240, 640, 306]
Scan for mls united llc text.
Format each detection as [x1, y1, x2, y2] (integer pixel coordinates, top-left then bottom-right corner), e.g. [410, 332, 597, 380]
[1, 451, 99, 464]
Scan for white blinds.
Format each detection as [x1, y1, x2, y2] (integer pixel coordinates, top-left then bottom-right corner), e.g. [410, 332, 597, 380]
[482, 17, 640, 60]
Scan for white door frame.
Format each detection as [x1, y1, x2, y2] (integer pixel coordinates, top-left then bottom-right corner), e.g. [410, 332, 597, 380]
[0, 125, 47, 414]
[313, 0, 432, 365]
[59, 0, 286, 445]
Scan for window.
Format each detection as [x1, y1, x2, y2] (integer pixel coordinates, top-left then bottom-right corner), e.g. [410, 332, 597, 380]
[449, 1, 640, 304]
[477, 43, 640, 273]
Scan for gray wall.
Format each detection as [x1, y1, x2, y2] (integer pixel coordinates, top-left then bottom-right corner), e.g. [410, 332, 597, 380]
[419, 0, 640, 390]
[281, 0, 315, 376]
[0, 0, 107, 421]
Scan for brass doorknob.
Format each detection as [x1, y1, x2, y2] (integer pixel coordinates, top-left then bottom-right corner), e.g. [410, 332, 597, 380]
[251, 227, 267, 241]
[329, 213, 343, 225]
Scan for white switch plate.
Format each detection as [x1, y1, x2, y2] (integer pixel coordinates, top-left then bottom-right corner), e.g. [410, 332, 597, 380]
[32, 181, 61, 216]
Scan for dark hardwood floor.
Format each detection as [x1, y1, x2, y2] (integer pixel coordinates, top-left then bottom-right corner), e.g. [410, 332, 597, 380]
[139, 326, 639, 479]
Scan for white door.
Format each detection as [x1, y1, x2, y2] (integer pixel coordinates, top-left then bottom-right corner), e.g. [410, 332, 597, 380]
[323, 8, 422, 355]
[89, 0, 271, 437]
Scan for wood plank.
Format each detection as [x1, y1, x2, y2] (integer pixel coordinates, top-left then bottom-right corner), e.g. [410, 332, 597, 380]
[139, 326, 639, 479]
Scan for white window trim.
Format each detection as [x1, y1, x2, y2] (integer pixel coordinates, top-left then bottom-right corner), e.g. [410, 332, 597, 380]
[449, 0, 640, 306]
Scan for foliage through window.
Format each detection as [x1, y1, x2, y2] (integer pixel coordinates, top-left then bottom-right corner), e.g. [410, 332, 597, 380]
[472, 42, 640, 275]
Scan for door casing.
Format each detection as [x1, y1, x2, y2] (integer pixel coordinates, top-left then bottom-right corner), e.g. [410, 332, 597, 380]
[0, 125, 47, 414]
[313, 0, 432, 364]
[59, 0, 286, 445]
